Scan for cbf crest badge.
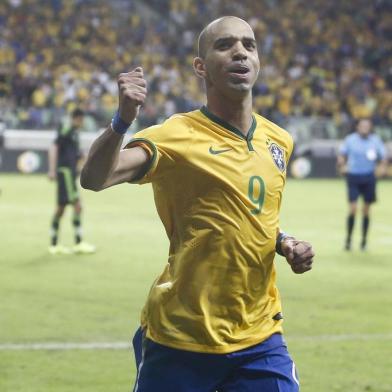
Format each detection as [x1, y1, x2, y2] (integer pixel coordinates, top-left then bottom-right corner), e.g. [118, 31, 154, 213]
[268, 142, 286, 172]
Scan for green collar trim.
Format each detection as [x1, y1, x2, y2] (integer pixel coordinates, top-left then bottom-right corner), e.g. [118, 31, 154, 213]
[200, 105, 256, 150]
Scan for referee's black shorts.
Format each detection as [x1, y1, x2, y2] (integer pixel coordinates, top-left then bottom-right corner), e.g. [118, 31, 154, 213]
[57, 166, 79, 205]
[346, 173, 376, 203]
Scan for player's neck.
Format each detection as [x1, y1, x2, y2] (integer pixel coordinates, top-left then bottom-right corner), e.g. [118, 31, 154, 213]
[206, 94, 253, 137]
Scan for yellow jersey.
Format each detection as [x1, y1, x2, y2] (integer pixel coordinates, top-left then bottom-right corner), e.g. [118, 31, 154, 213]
[125, 106, 294, 354]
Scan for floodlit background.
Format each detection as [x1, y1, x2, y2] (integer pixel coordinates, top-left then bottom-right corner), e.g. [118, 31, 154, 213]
[0, 1, 391, 391]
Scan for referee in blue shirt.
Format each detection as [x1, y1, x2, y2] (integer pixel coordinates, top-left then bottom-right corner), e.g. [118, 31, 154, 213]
[337, 118, 387, 251]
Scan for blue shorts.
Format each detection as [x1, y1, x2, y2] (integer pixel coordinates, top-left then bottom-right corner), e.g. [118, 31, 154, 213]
[132, 328, 299, 392]
[346, 173, 376, 203]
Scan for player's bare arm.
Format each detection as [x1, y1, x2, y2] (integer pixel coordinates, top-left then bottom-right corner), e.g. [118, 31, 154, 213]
[278, 234, 315, 274]
[376, 158, 388, 178]
[81, 67, 149, 191]
[337, 154, 347, 175]
[48, 143, 58, 181]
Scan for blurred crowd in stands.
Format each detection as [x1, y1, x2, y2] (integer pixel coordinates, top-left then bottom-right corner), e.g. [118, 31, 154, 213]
[1, 0, 391, 138]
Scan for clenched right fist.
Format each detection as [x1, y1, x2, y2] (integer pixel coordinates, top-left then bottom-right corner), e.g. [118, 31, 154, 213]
[117, 67, 147, 124]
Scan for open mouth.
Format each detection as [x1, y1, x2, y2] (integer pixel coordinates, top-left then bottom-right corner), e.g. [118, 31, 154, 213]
[227, 65, 250, 77]
[228, 65, 249, 75]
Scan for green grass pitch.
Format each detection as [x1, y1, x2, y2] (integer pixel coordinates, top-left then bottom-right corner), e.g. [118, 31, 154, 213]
[0, 174, 391, 392]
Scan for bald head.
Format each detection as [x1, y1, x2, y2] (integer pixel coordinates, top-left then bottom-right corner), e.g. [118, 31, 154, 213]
[197, 16, 254, 58]
[193, 15, 260, 95]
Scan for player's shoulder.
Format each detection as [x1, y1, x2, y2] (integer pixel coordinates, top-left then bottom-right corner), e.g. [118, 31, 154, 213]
[164, 110, 201, 128]
[254, 112, 291, 137]
[345, 132, 358, 142]
[59, 118, 74, 133]
[370, 133, 383, 143]
[340, 133, 354, 148]
[253, 112, 293, 147]
[132, 110, 199, 144]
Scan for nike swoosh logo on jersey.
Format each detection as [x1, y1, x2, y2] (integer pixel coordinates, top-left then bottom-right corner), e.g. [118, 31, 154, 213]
[209, 147, 232, 155]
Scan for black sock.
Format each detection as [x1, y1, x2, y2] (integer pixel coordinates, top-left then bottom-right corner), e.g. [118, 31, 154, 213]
[362, 216, 369, 246]
[51, 216, 60, 246]
[73, 213, 82, 244]
[346, 214, 355, 244]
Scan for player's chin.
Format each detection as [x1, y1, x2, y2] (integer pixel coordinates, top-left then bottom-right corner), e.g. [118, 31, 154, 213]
[228, 78, 252, 88]
[226, 81, 253, 95]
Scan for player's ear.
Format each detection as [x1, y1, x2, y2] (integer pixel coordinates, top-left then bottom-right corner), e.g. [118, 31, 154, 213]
[193, 57, 207, 79]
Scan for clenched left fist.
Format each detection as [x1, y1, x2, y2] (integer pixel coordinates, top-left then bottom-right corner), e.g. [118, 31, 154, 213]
[281, 239, 314, 274]
[117, 67, 147, 124]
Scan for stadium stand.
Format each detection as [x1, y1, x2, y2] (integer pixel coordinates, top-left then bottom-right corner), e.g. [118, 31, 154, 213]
[1, 0, 391, 140]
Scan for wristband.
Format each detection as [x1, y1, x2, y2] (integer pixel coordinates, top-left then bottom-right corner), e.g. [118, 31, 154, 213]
[276, 232, 294, 256]
[111, 111, 131, 135]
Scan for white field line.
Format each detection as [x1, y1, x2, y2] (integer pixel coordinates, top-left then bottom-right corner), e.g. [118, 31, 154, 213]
[0, 342, 131, 351]
[0, 333, 391, 351]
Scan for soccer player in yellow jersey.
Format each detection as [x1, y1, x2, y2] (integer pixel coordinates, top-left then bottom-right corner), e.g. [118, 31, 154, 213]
[82, 16, 314, 392]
